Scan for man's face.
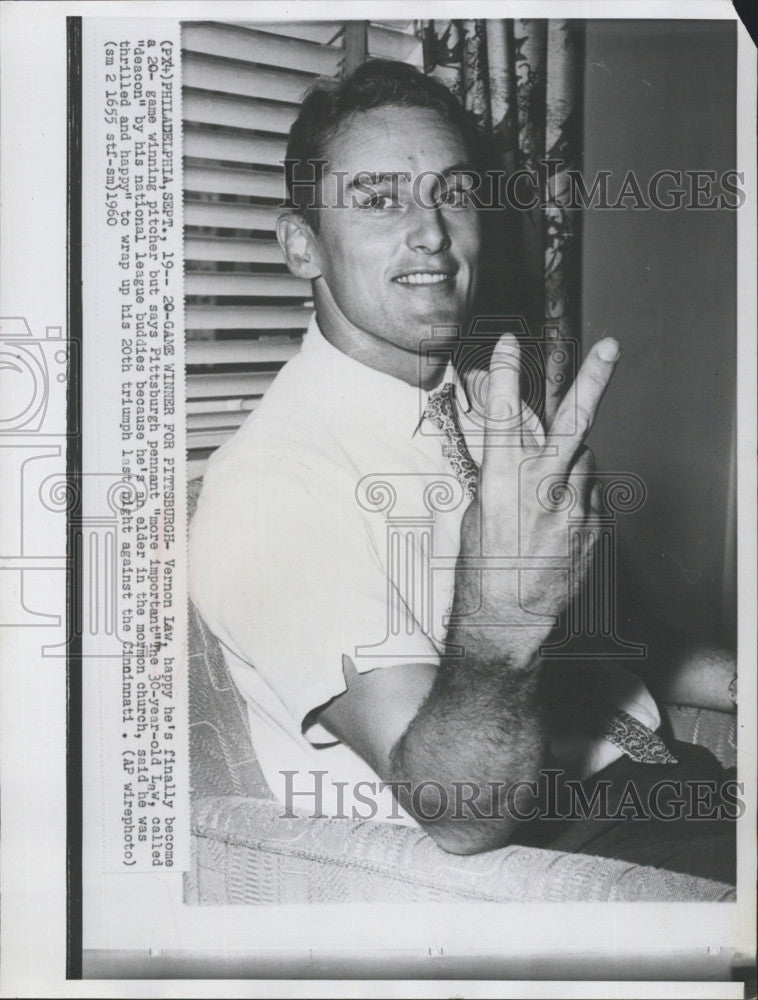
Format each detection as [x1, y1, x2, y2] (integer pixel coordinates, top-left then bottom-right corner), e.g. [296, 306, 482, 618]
[308, 105, 482, 385]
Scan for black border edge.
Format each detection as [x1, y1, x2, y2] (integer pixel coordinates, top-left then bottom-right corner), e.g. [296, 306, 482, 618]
[66, 14, 83, 981]
[733, 0, 758, 48]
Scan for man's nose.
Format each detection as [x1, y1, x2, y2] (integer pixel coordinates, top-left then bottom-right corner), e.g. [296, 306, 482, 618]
[405, 202, 451, 255]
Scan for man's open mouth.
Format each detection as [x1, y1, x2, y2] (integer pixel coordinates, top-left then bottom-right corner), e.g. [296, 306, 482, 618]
[393, 271, 454, 286]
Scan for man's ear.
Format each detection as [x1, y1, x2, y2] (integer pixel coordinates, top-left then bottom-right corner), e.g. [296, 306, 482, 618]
[276, 213, 321, 280]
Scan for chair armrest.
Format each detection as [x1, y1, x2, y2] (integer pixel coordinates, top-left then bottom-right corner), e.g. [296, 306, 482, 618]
[185, 796, 735, 905]
[664, 705, 737, 769]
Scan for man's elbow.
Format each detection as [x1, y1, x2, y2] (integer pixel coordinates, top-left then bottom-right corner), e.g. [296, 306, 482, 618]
[394, 771, 537, 855]
[421, 816, 519, 856]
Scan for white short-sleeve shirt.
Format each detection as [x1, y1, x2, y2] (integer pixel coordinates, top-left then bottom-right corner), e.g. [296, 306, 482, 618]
[189, 315, 660, 823]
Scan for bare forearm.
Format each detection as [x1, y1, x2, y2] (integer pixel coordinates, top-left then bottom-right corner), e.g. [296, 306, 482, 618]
[634, 644, 737, 713]
[390, 624, 547, 853]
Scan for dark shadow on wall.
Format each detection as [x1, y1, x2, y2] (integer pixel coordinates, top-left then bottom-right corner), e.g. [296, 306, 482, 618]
[581, 20, 737, 649]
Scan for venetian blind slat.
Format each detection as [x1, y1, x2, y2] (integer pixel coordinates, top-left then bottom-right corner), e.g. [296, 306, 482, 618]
[232, 22, 345, 45]
[183, 52, 317, 104]
[368, 23, 423, 65]
[183, 90, 299, 133]
[187, 397, 258, 415]
[185, 304, 311, 331]
[187, 428, 250, 451]
[184, 126, 287, 168]
[185, 272, 309, 298]
[184, 200, 279, 232]
[183, 22, 343, 75]
[186, 410, 250, 431]
[186, 371, 277, 399]
[184, 164, 285, 201]
[185, 236, 285, 264]
[187, 337, 301, 366]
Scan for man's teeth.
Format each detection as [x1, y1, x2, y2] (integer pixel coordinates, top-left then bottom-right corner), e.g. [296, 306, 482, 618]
[396, 272, 449, 285]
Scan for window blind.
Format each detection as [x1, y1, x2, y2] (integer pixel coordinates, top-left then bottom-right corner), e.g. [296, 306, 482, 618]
[182, 21, 423, 477]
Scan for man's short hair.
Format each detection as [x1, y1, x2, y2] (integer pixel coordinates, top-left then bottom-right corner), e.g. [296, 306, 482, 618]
[283, 58, 486, 229]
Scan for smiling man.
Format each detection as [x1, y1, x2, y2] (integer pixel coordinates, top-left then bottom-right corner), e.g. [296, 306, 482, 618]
[189, 60, 736, 880]
[281, 91, 482, 389]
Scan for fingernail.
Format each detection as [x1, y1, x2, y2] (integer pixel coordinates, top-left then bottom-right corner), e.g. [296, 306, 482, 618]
[598, 338, 620, 362]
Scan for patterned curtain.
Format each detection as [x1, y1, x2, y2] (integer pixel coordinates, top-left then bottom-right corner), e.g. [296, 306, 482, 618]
[422, 19, 584, 420]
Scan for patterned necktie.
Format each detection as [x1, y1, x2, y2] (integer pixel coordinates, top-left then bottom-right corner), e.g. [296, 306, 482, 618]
[423, 382, 479, 501]
[423, 381, 677, 766]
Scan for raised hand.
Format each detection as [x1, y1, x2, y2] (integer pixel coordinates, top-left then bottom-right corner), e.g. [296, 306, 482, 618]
[452, 333, 620, 669]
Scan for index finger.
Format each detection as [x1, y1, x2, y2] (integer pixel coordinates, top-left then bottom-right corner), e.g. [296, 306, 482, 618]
[545, 337, 620, 468]
[484, 332, 524, 447]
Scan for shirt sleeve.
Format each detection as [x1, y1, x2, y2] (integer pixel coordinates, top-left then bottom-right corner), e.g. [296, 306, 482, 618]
[189, 447, 441, 744]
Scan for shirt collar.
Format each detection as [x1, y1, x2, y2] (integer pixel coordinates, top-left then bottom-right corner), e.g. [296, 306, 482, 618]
[301, 313, 471, 438]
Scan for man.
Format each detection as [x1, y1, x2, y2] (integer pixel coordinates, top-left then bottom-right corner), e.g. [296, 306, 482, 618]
[190, 60, 736, 879]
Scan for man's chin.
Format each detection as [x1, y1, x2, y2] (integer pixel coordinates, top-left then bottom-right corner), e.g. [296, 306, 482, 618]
[387, 281, 469, 328]
[406, 306, 467, 341]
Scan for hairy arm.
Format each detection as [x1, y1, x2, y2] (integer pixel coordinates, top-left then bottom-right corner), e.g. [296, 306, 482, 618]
[320, 334, 620, 853]
[387, 635, 546, 854]
[633, 641, 736, 713]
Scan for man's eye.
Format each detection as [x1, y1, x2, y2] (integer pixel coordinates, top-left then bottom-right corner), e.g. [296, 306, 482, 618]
[440, 185, 470, 208]
[358, 192, 399, 210]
